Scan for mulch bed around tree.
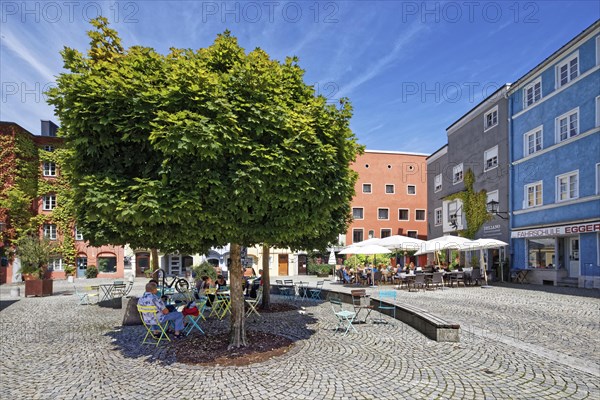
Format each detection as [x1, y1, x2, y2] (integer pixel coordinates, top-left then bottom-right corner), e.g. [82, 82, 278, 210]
[175, 330, 294, 366]
[173, 302, 301, 366]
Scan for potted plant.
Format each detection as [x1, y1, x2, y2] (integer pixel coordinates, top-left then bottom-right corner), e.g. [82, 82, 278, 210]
[17, 236, 54, 297]
[85, 265, 98, 279]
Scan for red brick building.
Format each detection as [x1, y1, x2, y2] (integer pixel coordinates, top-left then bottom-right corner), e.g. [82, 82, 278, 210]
[345, 150, 429, 264]
[0, 121, 125, 283]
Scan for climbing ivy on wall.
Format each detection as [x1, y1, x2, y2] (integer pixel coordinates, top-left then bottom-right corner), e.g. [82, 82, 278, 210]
[444, 169, 491, 239]
[0, 127, 39, 258]
[0, 126, 77, 267]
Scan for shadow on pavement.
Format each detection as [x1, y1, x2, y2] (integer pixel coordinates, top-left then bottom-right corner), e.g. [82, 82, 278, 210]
[0, 299, 19, 312]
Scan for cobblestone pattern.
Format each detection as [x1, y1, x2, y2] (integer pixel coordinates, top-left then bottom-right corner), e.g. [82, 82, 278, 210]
[0, 279, 598, 399]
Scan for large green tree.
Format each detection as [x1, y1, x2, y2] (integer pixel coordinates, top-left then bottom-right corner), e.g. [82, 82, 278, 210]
[48, 18, 362, 347]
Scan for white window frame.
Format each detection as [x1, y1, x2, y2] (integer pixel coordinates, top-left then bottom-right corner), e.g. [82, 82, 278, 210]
[385, 184, 395, 194]
[596, 96, 600, 127]
[377, 208, 389, 220]
[524, 126, 543, 156]
[596, 163, 600, 195]
[556, 170, 579, 202]
[43, 145, 54, 152]
[42, 194, 56, 211]
[74, 226, 84, 241]
[484, 106, 498, 131]
[43, 162, 56, 177]
[406, 230, 418, 238]
[398, 208, 409, 221]
[362, 183, 372, 194]
[43, 224, 57, 240]
[434, 173, 442, 193]
[415, 209, 426, 221]
[407, 185, 416, 195]
[352, 229, 364, 244]
[48, 257, 63, 271]
[434, 208, 442, 226]
[555, 108, 579, 143]
[453, 163, 463, 184]
[484, 145, 498, 171]
[523, 77, 542, 108]
[380, 228, 392, 238]
[556, 52, 579, 88]
[524, 181, 543, 208]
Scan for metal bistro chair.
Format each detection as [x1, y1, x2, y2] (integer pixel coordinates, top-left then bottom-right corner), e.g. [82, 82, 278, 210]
[245, 286, 263, 318]
[350, 289, 373, 323]
[375, 290, 397, 324]
[73, 285, 98, 305]
[308, 281, 324, 301]
[137, 305, 171, 346]
[430, 272, 444, 290]
[410, 274, 426, 292]
[296, 281, 309, 301]
[330, 298, 357, 336]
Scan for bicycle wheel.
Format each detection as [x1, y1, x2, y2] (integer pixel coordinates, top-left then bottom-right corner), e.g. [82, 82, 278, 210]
[175, 278, 190, 293]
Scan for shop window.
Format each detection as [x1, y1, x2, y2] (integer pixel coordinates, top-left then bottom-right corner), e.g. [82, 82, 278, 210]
[97, 256, 117, 273]
[527, 238, 555, 268]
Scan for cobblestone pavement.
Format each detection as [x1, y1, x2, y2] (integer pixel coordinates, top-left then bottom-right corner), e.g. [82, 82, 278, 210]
[0, 278, 598, 399]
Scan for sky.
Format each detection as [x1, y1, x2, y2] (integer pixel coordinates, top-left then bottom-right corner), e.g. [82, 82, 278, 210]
[1, 1, 598, 154]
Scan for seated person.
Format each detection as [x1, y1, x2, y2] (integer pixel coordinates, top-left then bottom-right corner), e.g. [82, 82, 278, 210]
[138, 281, 185, 339]
[215, 275, 227, 290]
[342, 268, 354, 284]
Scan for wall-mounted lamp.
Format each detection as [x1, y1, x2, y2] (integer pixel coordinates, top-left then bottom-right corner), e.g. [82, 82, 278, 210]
[486, 200, 509, 220]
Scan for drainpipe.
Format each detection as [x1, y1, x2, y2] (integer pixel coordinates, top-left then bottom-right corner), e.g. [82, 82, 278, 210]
[506, 85, 514, 280]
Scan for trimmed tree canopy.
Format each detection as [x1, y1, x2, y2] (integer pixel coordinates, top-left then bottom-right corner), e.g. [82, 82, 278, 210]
[47, 18, 363, 253]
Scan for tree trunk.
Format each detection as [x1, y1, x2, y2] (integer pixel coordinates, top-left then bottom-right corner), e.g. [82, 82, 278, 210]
[150, 248, 159, 271]
[228, 243, 247, 349]
[260, 243, 271, 310]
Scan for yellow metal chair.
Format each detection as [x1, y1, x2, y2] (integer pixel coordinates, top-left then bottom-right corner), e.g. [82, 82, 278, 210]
[137, 305, 171, 346]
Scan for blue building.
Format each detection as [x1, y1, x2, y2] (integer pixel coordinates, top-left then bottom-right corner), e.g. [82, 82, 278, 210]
[509, 21, 600, 288]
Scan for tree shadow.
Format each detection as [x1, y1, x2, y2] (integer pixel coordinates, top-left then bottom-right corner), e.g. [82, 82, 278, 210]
[0, 299, 19, 312]
[104, 305, 319, 366]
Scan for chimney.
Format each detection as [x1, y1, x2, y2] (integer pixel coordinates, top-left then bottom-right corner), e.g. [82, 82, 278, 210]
[41, 120, 58, 137]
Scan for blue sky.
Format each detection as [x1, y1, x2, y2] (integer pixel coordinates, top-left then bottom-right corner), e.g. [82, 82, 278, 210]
[1, 1, 598, 154]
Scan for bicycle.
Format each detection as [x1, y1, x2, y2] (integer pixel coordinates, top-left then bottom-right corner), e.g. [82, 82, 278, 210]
[155, 269, 190, 293]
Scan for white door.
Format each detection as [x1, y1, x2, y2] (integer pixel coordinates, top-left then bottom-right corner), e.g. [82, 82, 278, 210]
[169, 255, 182, 276]
[569, 238, 580, 277]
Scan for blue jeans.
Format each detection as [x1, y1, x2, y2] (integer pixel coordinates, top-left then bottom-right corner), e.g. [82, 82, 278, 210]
[161, 311, 185, 332]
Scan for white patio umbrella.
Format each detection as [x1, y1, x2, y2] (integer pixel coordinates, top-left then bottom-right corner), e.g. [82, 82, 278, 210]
[469, 238, 508, 286]
[414, 235, 475, 265]
[351, 237, 383, 246]
[327, 250, 337, 280]
[375, 235, 425, 251]
[339, 244, 391, 287]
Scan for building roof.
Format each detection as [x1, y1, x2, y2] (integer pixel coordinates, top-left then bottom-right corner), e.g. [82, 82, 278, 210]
[364, 149, 429, 157]
[445, 84, 510, 133]
[507, 19, 600, 95]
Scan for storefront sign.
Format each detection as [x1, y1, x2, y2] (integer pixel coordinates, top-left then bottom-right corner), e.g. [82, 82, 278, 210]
[512, 221, 600, 238]
[483, 224, 501, 236]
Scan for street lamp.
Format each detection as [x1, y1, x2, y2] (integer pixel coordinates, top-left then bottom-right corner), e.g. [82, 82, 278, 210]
[486, 200, 509, 220]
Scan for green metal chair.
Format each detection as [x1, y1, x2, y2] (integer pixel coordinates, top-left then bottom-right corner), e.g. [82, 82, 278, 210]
[137, 304, 171, 346]
[330, 298, 357, 336]
[73, 285, 98, 305]
[375, 290, 397, 324]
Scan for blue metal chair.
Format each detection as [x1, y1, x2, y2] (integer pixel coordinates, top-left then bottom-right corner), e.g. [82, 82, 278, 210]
[308, 281, 324, 301]
[375, 290, 396, 324]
